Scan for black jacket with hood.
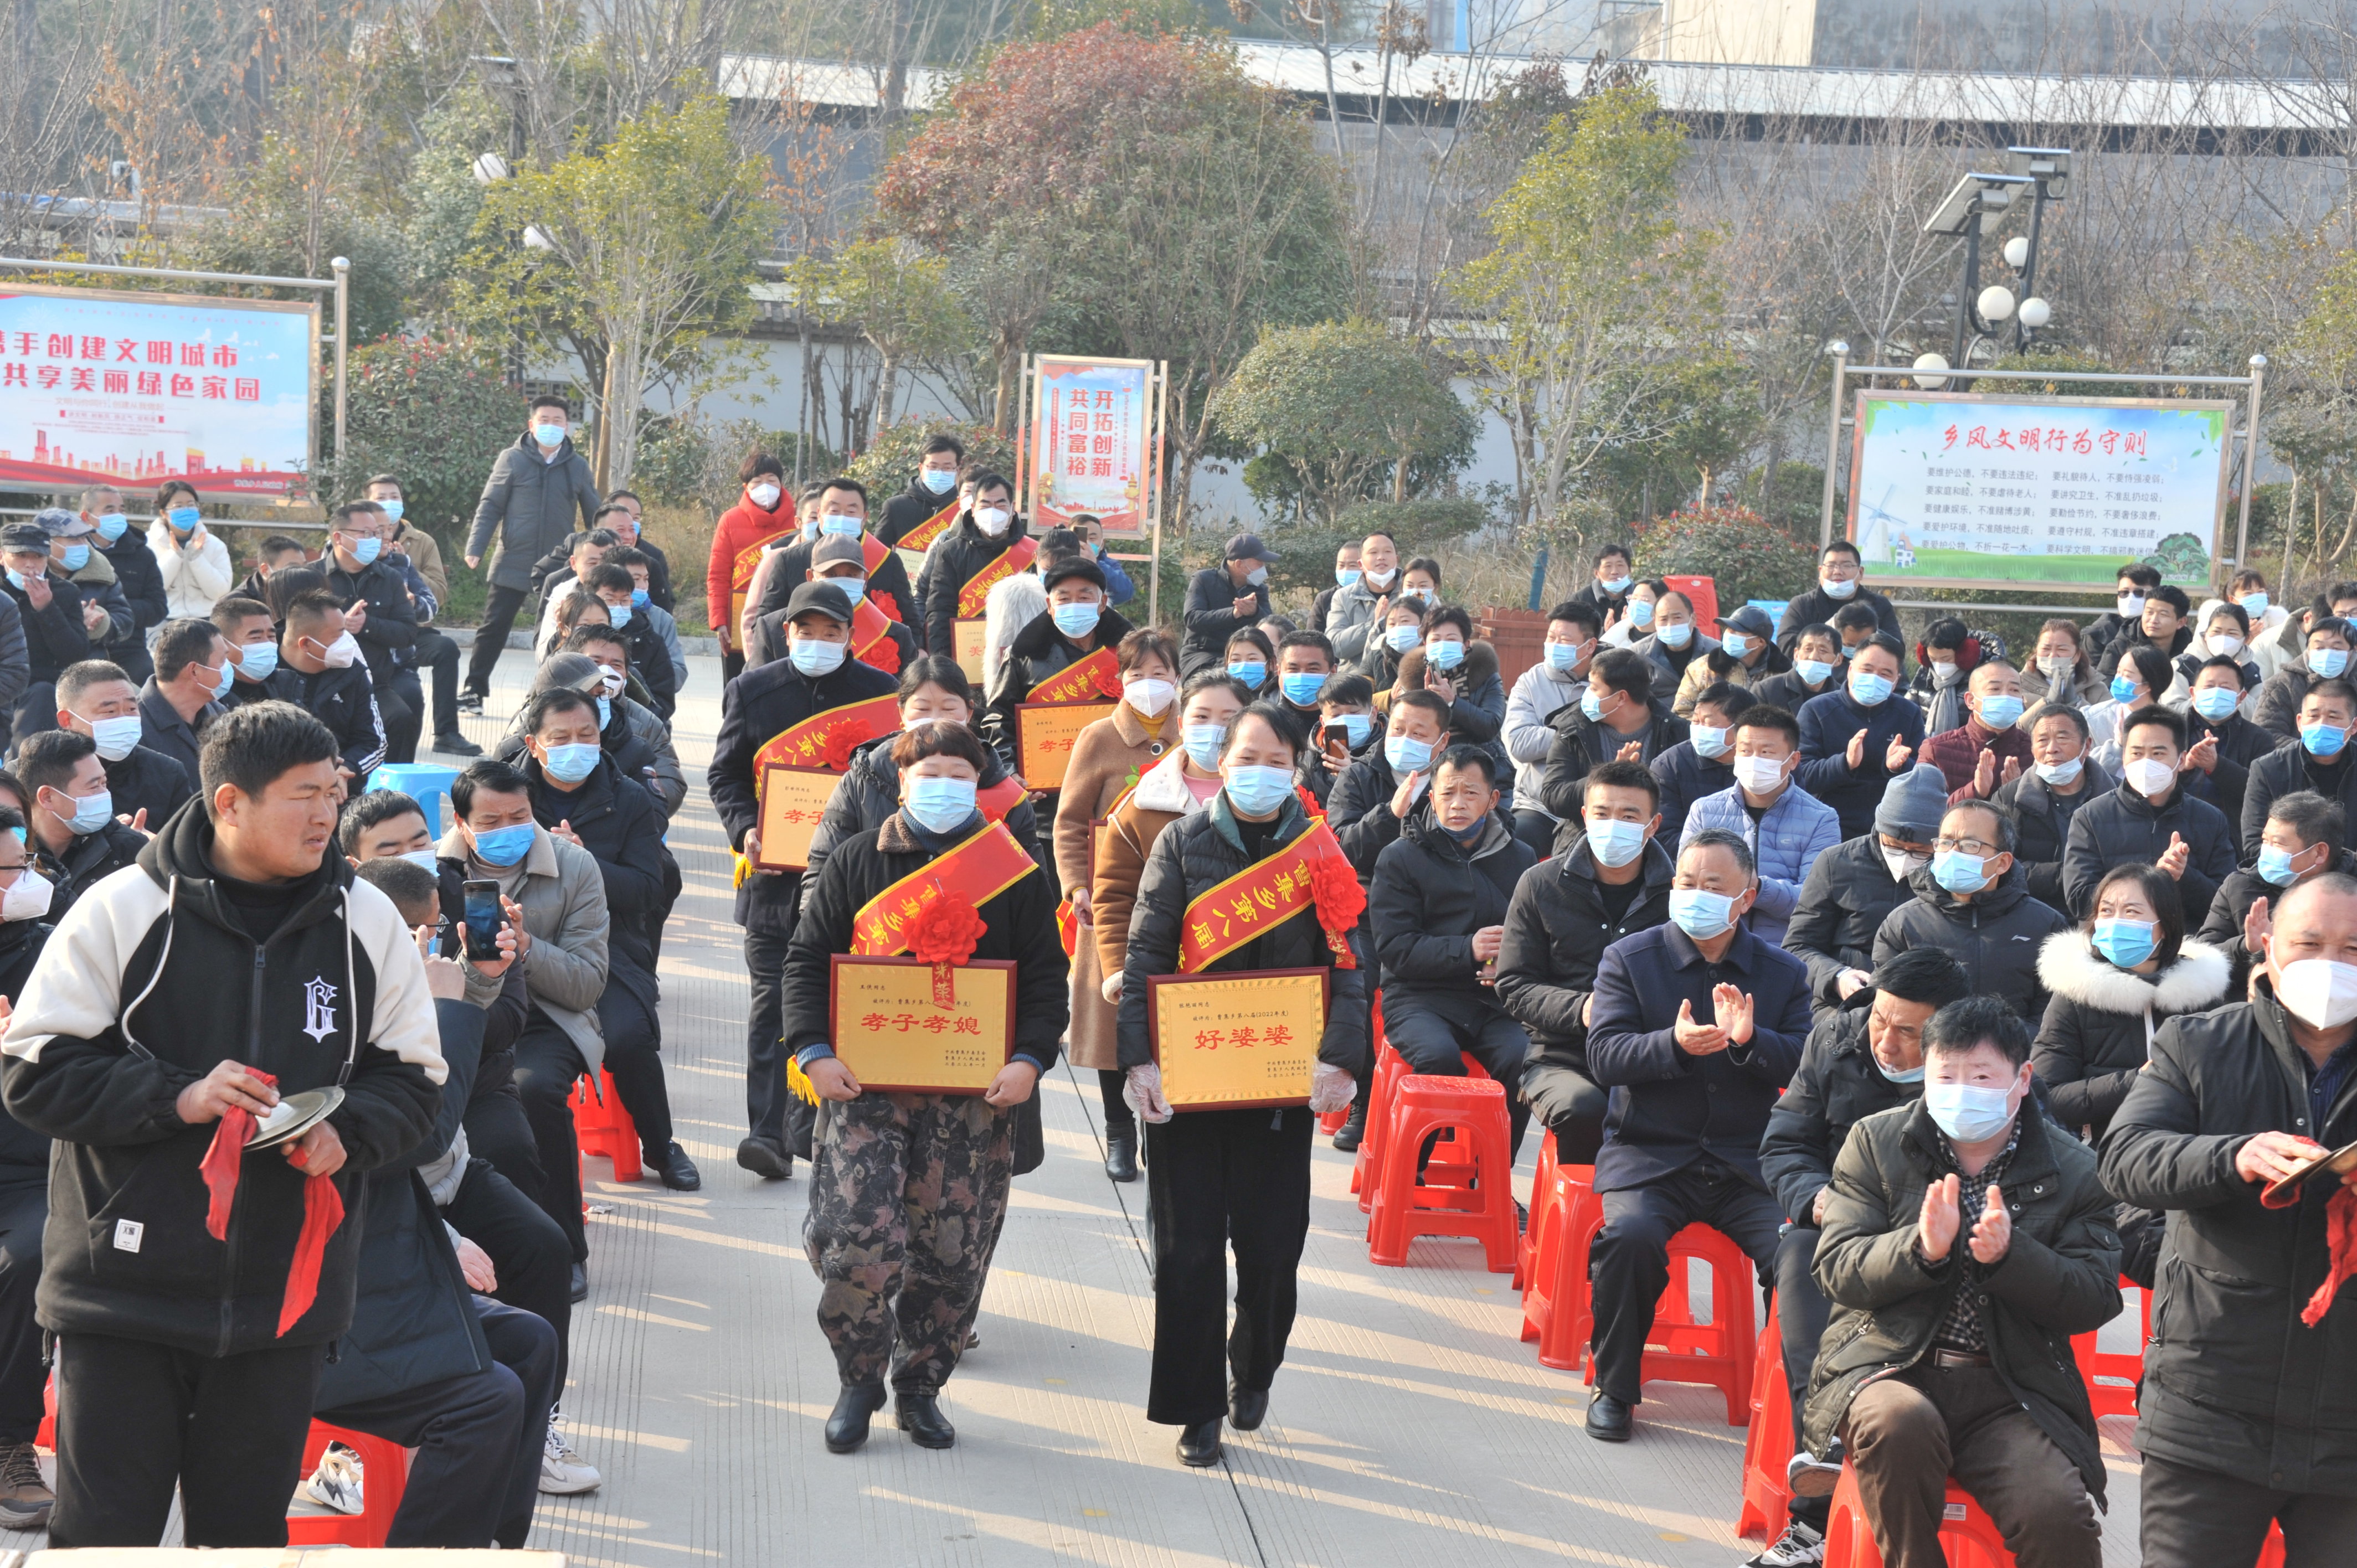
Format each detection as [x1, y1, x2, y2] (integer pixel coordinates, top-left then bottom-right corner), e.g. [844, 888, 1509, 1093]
[1369, 811, 1535, 1028]
[30, 814, 151, 921]
[0, 800, 444, 1355]
[523, 750, 668, 1013]
[796, 730, 1038, 916]
[983, 605, 1135, 770]
[2031, 931, 2231, 1138]
[2060, 778, 2236, 922]
[1493, 833, 1674, 1089]
[1991, 761, 2112, 911]
[1538, 698, 1690, 841]
[915, 511, 1032, 659]
[259, 661, 388, 781]
[1784, 834, 1919, 1008]
[1870, 861, 2070, 1023]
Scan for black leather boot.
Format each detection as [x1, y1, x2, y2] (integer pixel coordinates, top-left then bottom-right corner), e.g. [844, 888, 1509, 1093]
[897, 1391, 956, 1448]
[1104, 1128, 1140, 1182]
[825, 1383, 886, 1453]
[1176, 1417, 1223, 1466]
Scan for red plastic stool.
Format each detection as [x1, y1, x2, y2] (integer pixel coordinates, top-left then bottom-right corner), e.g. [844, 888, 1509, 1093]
[1738, 1295, 1794, 1540]
[1416, 1052, 1495, 1187]
[287, 1422, 413, 1549]
[34, 1370, 50, 1451]
[1352, 1044, 1409, 1211]
[1516, 1131, 1561, 1291]
[1578, 1221, 1757, 1425]
[1365, 1074, 1518, 1272]
[1824, 1464, 2013, 1567]
[2070, 1274, 2149, 1419]
[570, 1067, 641, 1183]
[1517, 1158, 1600, 1368]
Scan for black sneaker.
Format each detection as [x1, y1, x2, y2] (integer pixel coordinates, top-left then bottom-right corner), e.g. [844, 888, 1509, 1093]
[456, 690, 485, 715]
[434, 730, 483, 757]
[737, 1136, 792, 1180]
[1743, 1519, 1825, 1567]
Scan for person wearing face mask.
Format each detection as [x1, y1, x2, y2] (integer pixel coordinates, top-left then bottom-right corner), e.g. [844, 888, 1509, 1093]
[1988, 706, 2110, 913]
[52, 659, 192, 829]
[1774, 541, 1902, 653]
[2234, 568, 2301, 682]
[1633, 589, 1717, 704]
[2102, 871, 2357, 1567]
[1752, 947, 1971, 1566]
[1221, 626, 1275, 700]
[1272, 630, 1337, 728]
[493, 644, 681, 823]
[2081, 562, 2163, 669]
[1309, 541, 1361, 635]
[38, 510, 132, 653]
[1173, 532, 1279, 678]
[1802, 997, 2121, 1568]
[984, 550, 1132, 776]
[708, 581, 901, 1179]
[1327, 688, 1454, 878]
[2178, 599, 2261, 699]
[749, 478, 921, 657]
[310, 501, 426, 765]
[1581, 829, 1812, 1443]
[877, 434, 967, 552]
[2062, 705, 2237, 922]
[142, 479, 231, 620]
[2016, 618, 2105, 728]
[1872, 799, 2068, 1022]
[1393, 604, 1510, 773]
[209, 595, 281, 711]
[601, 546, 688, 692]
[2033, 865, 2228, 1291]
[1322, 530, 1401, 666]
[573, 562, 677, 720]
[2175, 653, 2273, 834]
[784, 720, 1067, 1456]
[2118, 581, 2195, 666]
[1572, 541, 1638, 623]
[0, 521, 85, 744]
[1672, 604, 1787, 718]
[134, 617, 231, 787]
[529, 525, 621, 651]
[245, 590, 390, 784]
[526, 496, 673, 623]
[2083, 641, 2179, 765]
[916, 471, 1035, 668]
[1918, 658, 2034, 796]
[2241, 678, 2357, 865]
[1302, 673, 1378, 809]
[465, 396, 603, 705]
[1368, 747, 1538, 1151]
[1649, 684, 1750, 842]
[1785, 766, 1951, 1019]
[1504, 602, 1602, 858]
[2198, 790, 2353, 1000]
[708, 453, 797, 684]
[1796, 632, 1926, 840]
[1678, 705, 1839, 948]
[1494, 761, 1676, 1168]
[1601, 579, 1665, 649]
[0, 806, 55, 1529]
[1116, 702, 1368, 1466]
[13, 729, 149, 918]
[2255, 613, 2357, 742]
[79, 484, 163, 685]
[1538, 648, 1691, 846]
[754, 533, 920, 675]
[1353, 596, 1428, 690]
[1902, 618, 1982, 736]
[1752, 623, 1845, 715]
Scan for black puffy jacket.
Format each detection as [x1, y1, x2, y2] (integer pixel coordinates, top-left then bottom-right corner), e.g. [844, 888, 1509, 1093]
[0, 922, 50, 1200]
[2240, 739, 2357, 863]
[914, 513, 1032, 658]
[1646, 739, 1735, 843]
[1991, 762, 2110, 912]
[2030, 931, 2231, 1137]
[1493, 834, 1674, 1087]
[2060, 780, 2236, 922]
[1326, 748, 1419, 879]
[1758, 1000, 1922, 1226]
[1871, 862, 2069, 1023]
[523, 752, 668, 1013]
[99, 744, 193, 832]
[1368, 812, 1534, 1027]
[1116, 792, 1370, 1075]
[1784, 834, 1917, 1008]
[2101, 982, 2357, 1495]
[983, 605, 1133, 769]
[1537, 699, 1690, 837]
[798, 731, 1039, 915]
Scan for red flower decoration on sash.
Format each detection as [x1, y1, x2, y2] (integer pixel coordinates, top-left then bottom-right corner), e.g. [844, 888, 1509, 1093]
[870, 590, 903, 623]
[1308, 852, 1365, 969]
[1295, 783, 1324, 821]
[822, 719, 872, 772]
[908, 889, 986, 1005]
[864, 638, 902, 677]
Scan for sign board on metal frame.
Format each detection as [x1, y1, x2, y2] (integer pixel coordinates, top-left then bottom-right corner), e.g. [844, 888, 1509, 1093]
[1017, 353, 1169, 628]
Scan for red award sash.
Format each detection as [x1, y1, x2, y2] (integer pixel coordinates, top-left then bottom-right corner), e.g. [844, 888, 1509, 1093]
[850, 819, 1037, 956]
[1178, 819, 1356, 973]
[850, 597, 901, 674]
[753, 694, 903, 781]
[898, 498, 960, 555]
[1028, 646, 1118, 704]
[958, 535, 1039, 618]
[977, 775, 1025, 823]
[732, 528, 792, 594]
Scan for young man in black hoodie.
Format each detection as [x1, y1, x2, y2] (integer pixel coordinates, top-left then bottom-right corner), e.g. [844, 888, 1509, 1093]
[257, 590, 389, 783]
[0, 700, 444, 1547]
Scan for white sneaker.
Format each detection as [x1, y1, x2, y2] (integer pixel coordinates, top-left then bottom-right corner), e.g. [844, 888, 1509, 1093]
[303, 1442, 366, 1515]
[1743, 1519, 1825, 1567]
[539, 1414, 602, 1495]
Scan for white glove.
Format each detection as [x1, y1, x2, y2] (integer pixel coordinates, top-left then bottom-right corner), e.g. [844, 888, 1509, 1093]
[1100, 972, 1123, 1003]
[1309, 1061, 1356, 1114]
[1123, 1062, 1175, 1124]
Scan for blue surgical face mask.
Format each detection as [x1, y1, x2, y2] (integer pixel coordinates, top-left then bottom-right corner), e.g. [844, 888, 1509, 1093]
[348, 535, 382, 566]
[3, 569, 24, 593]
[2109, 673, 2140, 703]
[1279, 671, 1326, 706]
[789, 636, 848, 677]
[596, 694, 613, 730]
[1546, 640, 1584, 672]
[1795, 657, 1835, 685]
[95, 513, 127, 541]
[471, 822, 534, 866]
[533, 422, 565, 448]
[2092, 917, 2158, 969]
[905, 776, 980, 835]
[1586, 817, 1644, 868]
[1599, 574, 1633, 595]
[819, 514, 862, 537]
[1923, 1079, 2019, 1143]
[2305, 723, 2350, 759]
[631, 587, 650, 609]
[1875, 1054, 1927, 1085]
[1721, 630, 1751, 657]
[1223, 764, 1296, 817]
[2035, 757, 2082, 786]
[1668, 887, 1737, 940]
[921, 467, 955, 494]
[234, 642, 277, 682]
[2241, 591, 2270, 617]
[1691, 725, 1729, 759]
[1337, 712, 1372, 749]
[2192, 685, 2240, 721]
[167, 506, 200, 532]
[1183, 723, 1227, 770]
[826, 576, 865, 608]
[2257, 842, 2307, 886]
[58, 543, 89, 571]
[1850, 671, 1895, 706]
[378, 499, 404, 523]
[1226, 660, 1265, 689]
[1385, 623, 1419, 653]
[1656, 621, 1692, 650]
[56, 789, 113, 835]
[210, 660, 234, 700]
[1976, 694, 2025, 730]
[1931, 849, 1989, 894]
[1628, 599, 1656, 628]
[1385, 733, 1435, 775]
[1425, 638, 1465, 670]
[1051, 600, 1101, 639]
[1580, 688, 1608, 723]
[542, 741, 600, 783]
[2311, 648, 2350, 679]
[1336, 568, 1361, 589]
[400, 848, 440, 874]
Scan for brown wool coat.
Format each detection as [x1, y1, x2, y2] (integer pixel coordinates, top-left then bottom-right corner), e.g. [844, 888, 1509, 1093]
[1053, 702, 1178, 1071]
[1086, 749, 1209, 1071]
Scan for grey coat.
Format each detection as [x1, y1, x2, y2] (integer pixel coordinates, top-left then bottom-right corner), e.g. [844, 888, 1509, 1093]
[466, 434, 602, 591]
[440, 821, 611, 1071]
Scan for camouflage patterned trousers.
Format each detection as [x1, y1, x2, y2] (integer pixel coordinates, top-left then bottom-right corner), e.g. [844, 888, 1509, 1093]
[804, 1091, 1014, 1393]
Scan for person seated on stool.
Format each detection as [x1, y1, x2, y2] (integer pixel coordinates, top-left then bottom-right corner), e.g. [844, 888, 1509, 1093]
[1368, 744, 1538, 1153]
[1801, 995, 2120, 1568]
[1748, 946, 1969, 1568]
[1581, 827, 1812, 1442]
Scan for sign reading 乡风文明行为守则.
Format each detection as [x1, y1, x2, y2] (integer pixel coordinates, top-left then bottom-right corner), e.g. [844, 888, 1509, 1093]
[0, 283, 318, 499]
[1846, 391, 2233, 590]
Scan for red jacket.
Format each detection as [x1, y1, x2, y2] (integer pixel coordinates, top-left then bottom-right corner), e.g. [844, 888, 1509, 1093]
[1922, 717, 2035, 799]
[706, 494, 798, 631]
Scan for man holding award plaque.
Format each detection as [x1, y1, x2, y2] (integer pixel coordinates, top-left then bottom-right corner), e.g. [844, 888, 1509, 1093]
[1114, 701, 1368, 1469]
[782, 721, 1067, 1456]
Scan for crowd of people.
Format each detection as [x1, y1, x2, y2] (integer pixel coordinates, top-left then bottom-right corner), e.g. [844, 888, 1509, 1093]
[0, 408, 2343, 1566]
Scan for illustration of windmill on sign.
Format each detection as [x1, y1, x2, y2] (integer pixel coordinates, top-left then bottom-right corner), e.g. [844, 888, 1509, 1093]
[1857, 485, 1911, 565]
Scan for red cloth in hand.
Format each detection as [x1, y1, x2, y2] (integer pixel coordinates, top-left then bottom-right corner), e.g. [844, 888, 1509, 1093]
[2301, 1185, 2357, 1328]
[193, 1067, 346, 1337]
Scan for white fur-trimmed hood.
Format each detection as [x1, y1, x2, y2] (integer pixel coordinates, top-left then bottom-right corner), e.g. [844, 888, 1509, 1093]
[2035, 930, 2231, 1017]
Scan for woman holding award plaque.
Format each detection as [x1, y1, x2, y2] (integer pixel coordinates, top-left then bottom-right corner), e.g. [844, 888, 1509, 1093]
[783, 721, 1068, 1456]
[1115, 700, 1369, 1468]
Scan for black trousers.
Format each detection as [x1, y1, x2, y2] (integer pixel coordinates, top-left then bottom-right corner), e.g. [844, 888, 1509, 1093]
[1384, 999, 1533, 1158]
[1512, 807, 1558, 862]
[445, 1157, 574, 1393]
[463, 1076, 545, 1216]
[598, 979, 676, 1158]
[0, 1184, 44, 1445]
[1144, 1105, 1313, 1426]
[1587, 1161, 1782, 1406]
[744, 928, 815, 1156]
[416, 627, 462, 735]
[511, 1014, 589, 1261]
[1099, 1068, 1135, 1136]
[722, 648, 745, 685]
[1519, 1059, 1610, 1164]
[1776, 1223, 1834, 1528]
[51, 1330, 323, 1547]
[375, 665, 426, 765]
[317, 1298, 556, 1549]
[464, 585, 531, 698]
[2139, 1453, 2357, 1568]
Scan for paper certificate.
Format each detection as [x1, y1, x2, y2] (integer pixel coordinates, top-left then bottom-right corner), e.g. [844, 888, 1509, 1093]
[828, 956, 1016, 1094]
[755, 764, 838, 872]
[1148, 969, 1328, 1110]
[954, 618, 987, 681]
[1018, 700, 1116, 791]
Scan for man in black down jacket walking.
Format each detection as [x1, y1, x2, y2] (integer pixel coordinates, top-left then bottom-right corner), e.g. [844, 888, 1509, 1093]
[0, 702, 444, 1547]
[2100, 872, 2357, 1566]
[1872, 798, 2069, 1023]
